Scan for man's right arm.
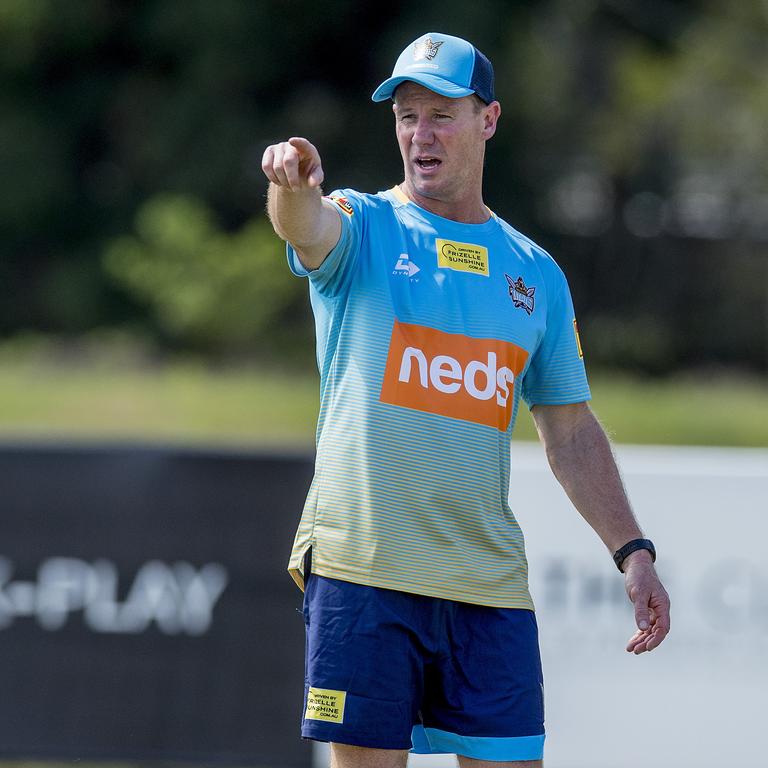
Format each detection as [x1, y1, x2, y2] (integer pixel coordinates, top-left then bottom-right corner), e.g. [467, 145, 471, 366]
[262, 136, 342, 270]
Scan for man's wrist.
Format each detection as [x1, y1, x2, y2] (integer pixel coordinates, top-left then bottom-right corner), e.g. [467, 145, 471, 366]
[613, 538, 656, 572]
[620, 548, 654, 570]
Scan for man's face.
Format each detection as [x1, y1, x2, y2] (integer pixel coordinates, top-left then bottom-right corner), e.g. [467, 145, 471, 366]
[392, 82, 499, 207]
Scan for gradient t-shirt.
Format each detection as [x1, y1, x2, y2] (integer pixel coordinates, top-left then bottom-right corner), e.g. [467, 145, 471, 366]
[286, 186, 589, 608]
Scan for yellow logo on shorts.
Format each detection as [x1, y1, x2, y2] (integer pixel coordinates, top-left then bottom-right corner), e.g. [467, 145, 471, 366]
[436, 239, 489, 276]
[305, 687, 347, 723]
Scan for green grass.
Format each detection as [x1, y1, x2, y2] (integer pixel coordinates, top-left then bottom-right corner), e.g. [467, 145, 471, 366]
[586, 373, 768, 447]
[0, 360, 319, 447]
[0, 350, 765, 447]
[514, 372, 768, 447]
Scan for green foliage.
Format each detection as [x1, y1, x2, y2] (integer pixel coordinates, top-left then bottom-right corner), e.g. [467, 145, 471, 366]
[606, 3, 768, 182]
[581, 315, 676, 374]
[0, 0, 48, 70]
[0, 107, 72, 229]
[0, 0, 767, 372]
[104, 195, 305, 352]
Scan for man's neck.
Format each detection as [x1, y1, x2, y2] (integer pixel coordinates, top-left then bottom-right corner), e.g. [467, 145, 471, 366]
[399, 183, 491, 224]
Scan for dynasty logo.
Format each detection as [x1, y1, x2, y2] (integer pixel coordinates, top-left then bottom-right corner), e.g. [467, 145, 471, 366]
[505, 274, 535, 315]
[393, 253, 420, 279]
[379, 321, 529, 431]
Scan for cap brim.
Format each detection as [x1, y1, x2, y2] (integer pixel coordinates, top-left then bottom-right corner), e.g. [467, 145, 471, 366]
[371, 74, 474, 102]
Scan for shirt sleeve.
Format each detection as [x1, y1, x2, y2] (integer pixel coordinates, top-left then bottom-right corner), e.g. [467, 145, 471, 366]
[286, 189, 363, 298]
[522, 264, 591, 408]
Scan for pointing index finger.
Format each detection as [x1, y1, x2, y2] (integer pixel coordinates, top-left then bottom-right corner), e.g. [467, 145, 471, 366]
[287, 136, 324, 188]
[288, 136, 315, 156]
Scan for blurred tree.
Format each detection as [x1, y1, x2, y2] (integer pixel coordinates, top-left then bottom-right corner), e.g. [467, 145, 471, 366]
[0, 0, 765, 371]
[104, 195, 307, 354]
[495, 0, 767, 372]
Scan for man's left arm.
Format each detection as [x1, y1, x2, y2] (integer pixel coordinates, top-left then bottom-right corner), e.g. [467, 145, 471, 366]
[531, 401, 671, 654]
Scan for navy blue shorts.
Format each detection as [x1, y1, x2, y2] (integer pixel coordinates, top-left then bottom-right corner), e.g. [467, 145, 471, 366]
[301, 573, 545, 761]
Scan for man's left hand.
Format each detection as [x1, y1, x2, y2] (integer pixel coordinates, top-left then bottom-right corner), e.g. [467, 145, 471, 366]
[623, 551, 671, 654]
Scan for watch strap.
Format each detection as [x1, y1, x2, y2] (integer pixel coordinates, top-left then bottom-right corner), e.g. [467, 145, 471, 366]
[613, 538, 656, 572]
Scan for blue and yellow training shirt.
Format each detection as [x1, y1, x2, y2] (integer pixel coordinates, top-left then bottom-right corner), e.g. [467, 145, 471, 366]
[286, 186, 590, 608]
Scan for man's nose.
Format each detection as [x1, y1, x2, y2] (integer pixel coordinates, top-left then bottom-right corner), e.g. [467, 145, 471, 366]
[411, 116, 434, 146]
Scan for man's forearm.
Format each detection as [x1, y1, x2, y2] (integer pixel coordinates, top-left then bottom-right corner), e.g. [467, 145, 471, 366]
[267, 182, 323, 246]
[533, 403, 670, 651]
[262, 137, 341, 269]
[541, 407, 643, 553]
[266, 183, 341, 269]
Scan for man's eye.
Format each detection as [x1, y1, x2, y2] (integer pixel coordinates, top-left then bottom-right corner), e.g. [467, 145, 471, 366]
[435, 114, 452, 120]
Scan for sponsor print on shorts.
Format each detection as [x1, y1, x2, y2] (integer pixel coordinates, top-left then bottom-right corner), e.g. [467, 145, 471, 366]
[305, 687, 347, 723]
[379, 321, 529, 430]
[436, 239, 489, 276]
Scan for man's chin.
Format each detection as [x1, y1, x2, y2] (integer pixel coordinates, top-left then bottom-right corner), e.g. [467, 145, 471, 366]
[406, 178, 444, 201]
[409, 165, 443, 183]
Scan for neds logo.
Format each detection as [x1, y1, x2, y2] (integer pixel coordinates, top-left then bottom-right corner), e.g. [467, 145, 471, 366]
[379, 321, 529, 430]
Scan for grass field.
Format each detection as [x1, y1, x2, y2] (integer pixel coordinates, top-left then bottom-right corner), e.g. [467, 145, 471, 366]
[0, 349, 765, 447]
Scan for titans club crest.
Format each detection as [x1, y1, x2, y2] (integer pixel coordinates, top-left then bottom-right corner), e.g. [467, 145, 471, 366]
[505, 274, 535, 315]
[414, 37, 444, 61]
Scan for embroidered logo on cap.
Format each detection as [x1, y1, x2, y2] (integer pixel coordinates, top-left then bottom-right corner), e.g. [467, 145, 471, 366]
[414, 37, 443, 61]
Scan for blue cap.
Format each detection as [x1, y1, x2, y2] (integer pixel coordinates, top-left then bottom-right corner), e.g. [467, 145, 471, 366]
[371, 32, 495, 104]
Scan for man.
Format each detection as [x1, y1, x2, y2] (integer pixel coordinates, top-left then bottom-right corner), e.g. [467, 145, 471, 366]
[262, 32, 670, 768]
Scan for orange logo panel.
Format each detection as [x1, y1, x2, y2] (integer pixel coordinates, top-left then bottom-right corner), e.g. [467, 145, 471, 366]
[379, 321, 529, 431]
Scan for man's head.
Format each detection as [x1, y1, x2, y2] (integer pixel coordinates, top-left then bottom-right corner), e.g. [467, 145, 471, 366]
[372, 33, 500, 218]
[371, 32, 495, 106]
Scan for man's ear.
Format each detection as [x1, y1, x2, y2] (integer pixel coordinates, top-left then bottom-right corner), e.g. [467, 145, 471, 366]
[483, 101, 501, 139]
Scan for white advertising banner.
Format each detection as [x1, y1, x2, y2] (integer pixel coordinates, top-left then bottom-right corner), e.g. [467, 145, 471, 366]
[315, 444, 768, 768]
[512, 443, 768, 768]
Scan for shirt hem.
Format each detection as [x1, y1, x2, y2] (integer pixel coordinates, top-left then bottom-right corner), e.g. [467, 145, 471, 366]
[301, 563, 535, 610]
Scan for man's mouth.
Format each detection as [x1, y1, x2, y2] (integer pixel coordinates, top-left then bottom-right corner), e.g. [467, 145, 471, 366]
[415, 156, 441, 169]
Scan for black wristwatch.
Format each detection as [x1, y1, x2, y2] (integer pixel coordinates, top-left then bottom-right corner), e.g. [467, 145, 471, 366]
[613, 538, 656, 572]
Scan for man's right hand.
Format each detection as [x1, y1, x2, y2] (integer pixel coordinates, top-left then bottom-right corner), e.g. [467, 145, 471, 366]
[262, 137, 340, 270]
[262, 137, 325, 191]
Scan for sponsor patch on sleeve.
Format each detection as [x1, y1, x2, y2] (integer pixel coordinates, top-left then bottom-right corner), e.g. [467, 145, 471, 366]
[324, 196, 354, 216]
[305, 687, 347, 723]
[573, 319, 584, 359]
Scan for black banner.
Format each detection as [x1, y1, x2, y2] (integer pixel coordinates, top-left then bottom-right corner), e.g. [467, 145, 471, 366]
[0, 442, 314, 767]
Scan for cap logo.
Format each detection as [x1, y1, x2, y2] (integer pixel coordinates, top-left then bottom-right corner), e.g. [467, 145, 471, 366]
[413, 37, 443, 61]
